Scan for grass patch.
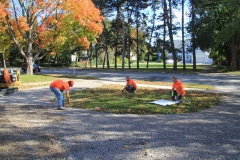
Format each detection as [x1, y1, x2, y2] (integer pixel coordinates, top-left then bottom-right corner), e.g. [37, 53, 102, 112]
[20, 74, 99, 83]
[70, 84, 222, 114]
[110, 62, 205, 70]
[41, 74, 99, 80]
[227, 71, 240, 76]
[20, 74, 57, 83]
[135, 80, 216, 90]
[19, 74, 99, 89]
[89, 67, 204, 74]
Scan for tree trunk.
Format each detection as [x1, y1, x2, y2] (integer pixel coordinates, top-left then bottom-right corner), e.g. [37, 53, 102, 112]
[191, 0, 197, 71]
[127, 6, 133, 69]
[182, 0, 186, 70]
[163, 0, 167, 69]
[89, 44, 93, 68]
[102, 21, 109, 68]
[127, 37, 131, 69]
[114, 45, 118, 69]
[165, 0, 177, 70]
[26, 56, 33, 74]
[115, 9, 120, 69]
[114, 25, 119, 69]
[146, 1, 156, 69]
[121, 14, 125, 71]
[136, 0, 140, 69]
[237, 48, 240, 70]
[231, 36, 239, 71]
[103, 52, 106, 68]
[95, 44, 98, 68]
[105, 42, 109, 68]
[2, 52, 6, 68]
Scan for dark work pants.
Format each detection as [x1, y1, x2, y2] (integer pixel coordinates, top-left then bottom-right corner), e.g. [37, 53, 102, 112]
[125, 85, 136, 93]
[170, 90, 182, 101]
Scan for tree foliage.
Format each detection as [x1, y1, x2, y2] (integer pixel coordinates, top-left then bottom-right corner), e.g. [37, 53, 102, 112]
[0, 0, 103, 73]
[192, 0, 240, 70]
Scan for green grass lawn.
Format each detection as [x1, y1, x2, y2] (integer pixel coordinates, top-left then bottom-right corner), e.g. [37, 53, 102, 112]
[227, 71, 240, 76]
[122, 62, 197, 68]
[90, 63, 213, 74]
[109, 62, 198, 67]
[20, 74, 57, 83]
[70, 84, 222, 114]
[19, 74, 99, 89]
[20, 74, 98, 83]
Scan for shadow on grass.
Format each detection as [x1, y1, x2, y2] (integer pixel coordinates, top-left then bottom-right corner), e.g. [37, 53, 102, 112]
[73, 65, 233, 74]
[79, 67, 204, 74]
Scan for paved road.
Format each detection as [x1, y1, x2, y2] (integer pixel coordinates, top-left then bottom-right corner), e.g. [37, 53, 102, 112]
[39, 68, 240, 95]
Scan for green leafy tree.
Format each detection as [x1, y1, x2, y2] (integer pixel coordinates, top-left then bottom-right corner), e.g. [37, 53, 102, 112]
[191, 0, 240, 70]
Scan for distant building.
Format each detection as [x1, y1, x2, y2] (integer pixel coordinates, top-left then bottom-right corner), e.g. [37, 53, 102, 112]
[167, 53, 183, 61]
[166, 40, 213, 64]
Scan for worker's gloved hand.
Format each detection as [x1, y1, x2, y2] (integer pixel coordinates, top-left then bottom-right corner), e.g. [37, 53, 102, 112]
[177, 94, 181, 101]
[177, 94, 181, 99]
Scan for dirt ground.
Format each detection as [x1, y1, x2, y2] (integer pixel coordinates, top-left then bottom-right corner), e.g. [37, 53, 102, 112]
[0, 104, 67, 159]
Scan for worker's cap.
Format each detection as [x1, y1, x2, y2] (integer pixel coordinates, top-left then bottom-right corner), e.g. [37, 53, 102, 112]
[68, 80, 74, 87]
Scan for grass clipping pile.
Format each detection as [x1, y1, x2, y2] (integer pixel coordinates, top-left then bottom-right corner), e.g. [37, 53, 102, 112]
[0, 105, 67, 159]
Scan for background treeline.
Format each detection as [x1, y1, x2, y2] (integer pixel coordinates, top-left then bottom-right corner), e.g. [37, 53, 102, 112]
[2, 0, 240, 71]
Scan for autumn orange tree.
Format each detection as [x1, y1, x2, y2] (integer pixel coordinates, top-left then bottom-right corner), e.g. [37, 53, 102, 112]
[0, 28, 12, 67]
[0, 0, 103, 74]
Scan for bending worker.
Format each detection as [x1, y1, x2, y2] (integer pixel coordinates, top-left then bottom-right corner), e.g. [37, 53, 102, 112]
[122, 76, 137, 93]
[170, 76, 185, 101]
[50, 79, 74, 110]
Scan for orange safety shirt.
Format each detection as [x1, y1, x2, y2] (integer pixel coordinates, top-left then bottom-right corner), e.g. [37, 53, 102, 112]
[50, 80, 69, 91]
[127, 79, 137, 89]
[172, 80, 185, 96]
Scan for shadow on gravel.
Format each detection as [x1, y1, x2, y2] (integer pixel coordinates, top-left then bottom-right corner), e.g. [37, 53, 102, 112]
[52, 95, 240, 159]
[0, 88, 55, 106]
[0, 104, 67, 159]
[0, 95, 239, 159]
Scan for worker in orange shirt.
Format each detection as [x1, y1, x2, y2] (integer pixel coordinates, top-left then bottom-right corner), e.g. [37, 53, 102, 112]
[50, 80, 74, 110]
[122, 76, 137, 93]
[170, 76, 185, 101]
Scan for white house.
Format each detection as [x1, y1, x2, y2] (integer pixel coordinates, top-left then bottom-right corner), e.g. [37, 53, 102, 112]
[166, 40, 213, 64]
[180, 49, 213, 64]
[167, 52, 183, 61]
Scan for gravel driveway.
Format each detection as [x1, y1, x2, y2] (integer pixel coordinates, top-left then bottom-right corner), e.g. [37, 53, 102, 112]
[54, 95, 240, 160]
[1, 93, 239, 159]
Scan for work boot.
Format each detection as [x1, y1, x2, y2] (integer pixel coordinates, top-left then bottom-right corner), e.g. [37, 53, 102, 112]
[57, 107, 65, 110]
